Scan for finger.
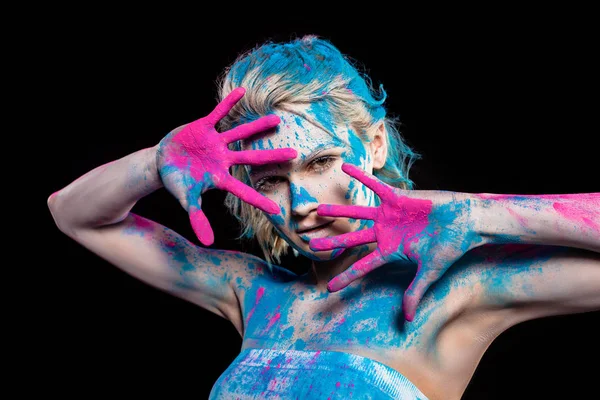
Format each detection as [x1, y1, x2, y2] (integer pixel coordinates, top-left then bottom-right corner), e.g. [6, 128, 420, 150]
[221, 114, 281, 143]
[327, 249, 386, 292]
[341, 163, 395, 198]
[189, 205, 215, 246]
[230, 148, 297, 166]
[218, 175, 280, 214]
[402, 264, 445, 322]
[317, 204, 376, 220]
[310, 228, 376, 251]
[206, 87, 246, 126]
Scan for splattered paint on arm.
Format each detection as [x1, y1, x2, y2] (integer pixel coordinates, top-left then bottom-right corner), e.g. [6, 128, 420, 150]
[474, 193, 600, 252]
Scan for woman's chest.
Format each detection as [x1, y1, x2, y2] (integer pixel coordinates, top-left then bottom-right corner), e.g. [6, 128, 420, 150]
[240, 275, 433, 352]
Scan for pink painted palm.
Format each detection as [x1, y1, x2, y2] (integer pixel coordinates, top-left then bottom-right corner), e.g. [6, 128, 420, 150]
[157, 87, 297, 246]
[310, 163, 478, 321]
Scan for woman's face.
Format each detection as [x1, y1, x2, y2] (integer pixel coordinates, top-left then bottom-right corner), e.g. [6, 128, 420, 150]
[242, 109, 380, 261]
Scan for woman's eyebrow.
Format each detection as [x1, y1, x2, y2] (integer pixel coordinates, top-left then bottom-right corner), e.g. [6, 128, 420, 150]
[247, 144, 341, 177]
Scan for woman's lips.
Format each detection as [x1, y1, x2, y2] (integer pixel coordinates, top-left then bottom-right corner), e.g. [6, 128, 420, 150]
[298, 222, 334, 243]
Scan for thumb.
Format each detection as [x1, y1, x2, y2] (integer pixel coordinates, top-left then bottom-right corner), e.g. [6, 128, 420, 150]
[189, 205, 215, 246]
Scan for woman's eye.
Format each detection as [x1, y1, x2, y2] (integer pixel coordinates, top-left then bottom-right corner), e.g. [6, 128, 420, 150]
[255, 176, 284, 192]
[310, 155, 335, 171]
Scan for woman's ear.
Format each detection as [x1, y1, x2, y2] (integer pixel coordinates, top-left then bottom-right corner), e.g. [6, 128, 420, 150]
[370, 122, 388, 170]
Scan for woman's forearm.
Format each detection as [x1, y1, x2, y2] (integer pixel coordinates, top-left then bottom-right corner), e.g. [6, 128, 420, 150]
[473, 193, 600, 253]
[48, 145, 163, 232]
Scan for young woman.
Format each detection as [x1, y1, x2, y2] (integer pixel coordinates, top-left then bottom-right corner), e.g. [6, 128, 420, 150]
[48, 35, 599, 399]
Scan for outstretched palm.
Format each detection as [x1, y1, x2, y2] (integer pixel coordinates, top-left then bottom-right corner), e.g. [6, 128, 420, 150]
[157, 87, 296, 246]
[310, 163, 480, 321]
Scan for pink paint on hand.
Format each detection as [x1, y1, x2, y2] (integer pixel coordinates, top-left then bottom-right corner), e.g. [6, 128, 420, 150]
[312, 163, 441, 321]
[157, 87, 298, 245]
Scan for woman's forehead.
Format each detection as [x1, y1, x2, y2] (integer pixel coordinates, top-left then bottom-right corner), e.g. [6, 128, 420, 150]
[241, 110, 350, 155]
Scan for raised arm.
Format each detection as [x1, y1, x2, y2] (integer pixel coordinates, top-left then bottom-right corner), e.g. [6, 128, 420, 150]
[473, 193, 599, 252]
[310, 163, 599, 320]
[48, 88, 296, 333]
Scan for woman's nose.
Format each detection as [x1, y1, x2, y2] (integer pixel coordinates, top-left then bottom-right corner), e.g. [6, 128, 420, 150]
[290, 182, 319, 216]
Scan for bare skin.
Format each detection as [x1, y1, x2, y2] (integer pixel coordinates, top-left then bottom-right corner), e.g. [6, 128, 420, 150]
[48, 91, 600, 400]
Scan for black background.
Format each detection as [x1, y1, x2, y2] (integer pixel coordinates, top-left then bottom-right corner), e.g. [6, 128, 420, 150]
[32, 7, 598, 399]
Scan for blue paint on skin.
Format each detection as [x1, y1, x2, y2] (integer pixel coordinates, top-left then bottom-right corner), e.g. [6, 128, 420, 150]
[345, 180, 355, 200]
[306, 101, 339, 137]
[251, 140, 266, 150]
[343, 128, 368, 167]
[290, 183, 318, 208]
[209, 243, 558, 399]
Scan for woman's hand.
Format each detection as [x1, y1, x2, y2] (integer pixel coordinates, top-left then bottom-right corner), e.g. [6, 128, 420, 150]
[309, 163, 483, 321]
[156, 87, 297, 246]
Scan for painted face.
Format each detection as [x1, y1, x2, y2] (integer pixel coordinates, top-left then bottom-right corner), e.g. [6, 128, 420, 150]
[242, 109, 378, 261]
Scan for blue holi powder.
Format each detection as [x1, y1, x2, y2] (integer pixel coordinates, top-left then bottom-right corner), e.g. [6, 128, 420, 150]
[330, 248, 345, 259]
[267, 205, 287, 226]
[209, 255, 222, 266]
[210, 347, 427, 399]
[290, 183, 318, 207]
[294, 115, 304, 128]
[493, 233, 528, 244]
[344, 179, 355, 200]
[306, 101, 338, 137]
[344, 128, 367, 166]
[410, 200, 485, 264]
[295, 338, 306, 350]
[158, 164, 179, 177]
[251, 139, 265, 150]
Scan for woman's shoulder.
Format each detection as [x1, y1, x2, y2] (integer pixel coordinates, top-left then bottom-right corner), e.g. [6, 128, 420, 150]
[216, 249, 303, 290]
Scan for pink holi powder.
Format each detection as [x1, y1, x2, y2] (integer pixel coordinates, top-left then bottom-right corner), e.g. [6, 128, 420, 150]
[264, 306, 281, 331]
[336, 382, 341, 388]
[131, 214, 153, 231]
[262, 359, 272, 374]
[307, 351, 321, 366]
[267, 378, 278, 391]
[394, 196, 432, 262]
[246, 286, 265, 323]
[507, 208, 530, 228]
[553, 201, 600, 233]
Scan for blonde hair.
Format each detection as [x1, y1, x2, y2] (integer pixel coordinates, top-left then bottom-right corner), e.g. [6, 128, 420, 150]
[216, 35, 419, 267]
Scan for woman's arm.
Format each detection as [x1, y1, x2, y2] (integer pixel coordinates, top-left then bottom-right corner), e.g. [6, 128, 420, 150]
[48, 88, 296, 335]
[466, 194, 600, 322]
[48, 145, 258, 334]
[310, 163, 599, 320]
[473, 193, 599, 252]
